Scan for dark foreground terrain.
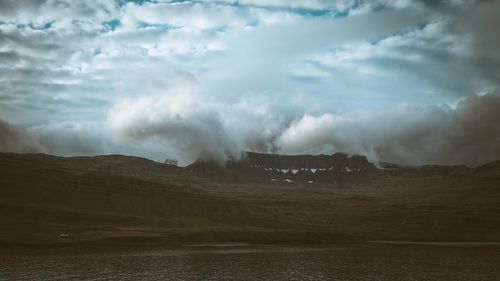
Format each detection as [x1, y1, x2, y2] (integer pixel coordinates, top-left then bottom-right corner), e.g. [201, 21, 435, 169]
[1, 152, 500, 247]
[2, 243, 500, 281]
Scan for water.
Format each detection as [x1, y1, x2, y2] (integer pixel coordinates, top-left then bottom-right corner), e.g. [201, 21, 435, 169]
[1, 243, 499, 280]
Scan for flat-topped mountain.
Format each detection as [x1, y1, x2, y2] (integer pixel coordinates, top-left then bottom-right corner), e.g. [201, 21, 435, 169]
[189, 152, 379, 183]
[245, 152, 375, 171]
[241, 151, 377, 183]
[189, 152, 487, 183]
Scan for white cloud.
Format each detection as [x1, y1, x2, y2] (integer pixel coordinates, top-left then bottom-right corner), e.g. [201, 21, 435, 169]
[106, 72, 294, 165]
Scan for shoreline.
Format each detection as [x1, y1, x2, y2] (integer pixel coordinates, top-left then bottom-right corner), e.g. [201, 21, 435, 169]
[3, 235, 500, 250]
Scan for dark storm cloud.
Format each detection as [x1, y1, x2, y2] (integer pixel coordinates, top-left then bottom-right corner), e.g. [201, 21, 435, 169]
[0, 0, 117, 22]
[26, 122, 107, 156]
[0, 118, 107, 157]
[0, 50, 21, 64]
[113, 111, 240, 164]
[278, 93, 500, 166]
[0, 119, 43, 153]
[388, 93, 500, 165]
[458, 1, 500, 88]
[0, 0, 45, 16]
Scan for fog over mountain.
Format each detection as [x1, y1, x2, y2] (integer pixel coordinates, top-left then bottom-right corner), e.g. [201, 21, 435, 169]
[1, 0, 499, 166]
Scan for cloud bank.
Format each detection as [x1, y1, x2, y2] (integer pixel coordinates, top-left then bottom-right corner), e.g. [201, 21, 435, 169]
[0, 119, 43, 153]
[5, 91, 499, 166]
[278, 93, 500, 166]
[107, 89, 500, 166]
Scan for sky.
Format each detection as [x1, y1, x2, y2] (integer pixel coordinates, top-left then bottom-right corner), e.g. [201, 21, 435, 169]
[0, 0, 499, 166]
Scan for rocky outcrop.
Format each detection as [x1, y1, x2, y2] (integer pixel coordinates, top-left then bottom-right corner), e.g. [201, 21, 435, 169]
[188, 152, 482, 184]
[378, 161, 469, 176]
[187, 152, 379, 183]
[244, 151, 375, 172]
[214, 152, 379, 183]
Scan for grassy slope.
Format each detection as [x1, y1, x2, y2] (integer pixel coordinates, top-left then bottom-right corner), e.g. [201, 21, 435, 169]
[1, 153, 499, 246]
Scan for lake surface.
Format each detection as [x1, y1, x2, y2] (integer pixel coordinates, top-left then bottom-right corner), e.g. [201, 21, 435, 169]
[1, 243, 500, 280]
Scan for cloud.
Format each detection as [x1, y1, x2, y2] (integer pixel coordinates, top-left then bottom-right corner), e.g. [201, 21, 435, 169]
[107, 74, 294, 165]
[26, 122, 107, 157]
[108, 92, 240, 164]
[0, 0, 118, 25]
[3, 92, 499, 167]
[215, 0, 425, 13]
[199, 7, 429, 105]
[106, 61, 500, 166]
[0, 116, 114, 158]
[0, 119, 43, 153]
[277, 93, 500, 166]
[0, 117, 111, 157]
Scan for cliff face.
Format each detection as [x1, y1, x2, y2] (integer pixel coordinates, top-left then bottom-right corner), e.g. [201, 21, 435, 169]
[188, 152, 485, 184]
[244, 152, 375, 172]
[204, 152, 378, 183]
[187, 152, 378, 183]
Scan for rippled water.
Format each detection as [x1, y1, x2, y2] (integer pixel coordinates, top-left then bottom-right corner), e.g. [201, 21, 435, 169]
[1, 243, 499, 280]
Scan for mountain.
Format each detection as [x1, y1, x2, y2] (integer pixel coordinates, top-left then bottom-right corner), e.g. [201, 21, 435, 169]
[188, 151, 472, 183]
[187, 151, 379, 183]
[241, 151, 377, 183]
